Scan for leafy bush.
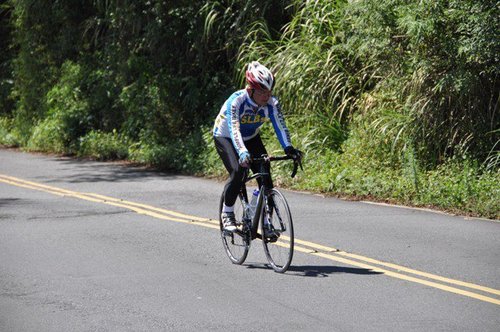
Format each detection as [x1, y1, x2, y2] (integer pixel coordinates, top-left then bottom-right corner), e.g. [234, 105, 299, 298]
[343, 0, 499, 165]
[78, 130, 129, 160]
[2, 0, 498, 218]
[129, 128, 205, 173]
[418, 160, 499, 219]
[0, 2, 14, 117]
[26, 61, 90, 153]
[0, 117, 18, 146]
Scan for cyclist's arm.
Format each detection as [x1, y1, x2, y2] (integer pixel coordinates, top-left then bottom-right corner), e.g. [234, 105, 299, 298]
[269, 98, 292, 149]
[226, 97, 248, 157]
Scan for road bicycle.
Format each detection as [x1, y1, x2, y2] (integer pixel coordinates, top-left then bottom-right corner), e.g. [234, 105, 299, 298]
[218, 154, 302, 273]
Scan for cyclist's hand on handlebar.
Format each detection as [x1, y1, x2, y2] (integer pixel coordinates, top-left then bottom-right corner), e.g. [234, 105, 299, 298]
[284, 146, 303, 162]
[238, 151, 251, 168]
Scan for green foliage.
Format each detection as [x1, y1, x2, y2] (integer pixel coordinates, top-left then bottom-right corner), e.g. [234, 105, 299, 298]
[26, 61, 90, 153]
[418, 160, 499, 219]
[83, 64, 121, 132]
[1, 0, 498, 218]
[129, 129, 205, 173]
[0, 2, 14, 117]
[78, 129, 129, 160]
[119, 78, 162, 141]
[26, 116, 66, 153]
[238, 0, 355, 151]
[202, 0, 290, 64]
[0, 117, 18, 146]
[8, 0, 91, 136]
[343, 0, 499, 165]
[259, 126, 500, 219]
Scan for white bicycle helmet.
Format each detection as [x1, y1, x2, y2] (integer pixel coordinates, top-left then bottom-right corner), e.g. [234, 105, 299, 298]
[245, 61, 274, 91]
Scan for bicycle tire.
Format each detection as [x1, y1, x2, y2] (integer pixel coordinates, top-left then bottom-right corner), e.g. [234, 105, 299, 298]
[219, 193, 250, 265]
[261, 188, 294, 273]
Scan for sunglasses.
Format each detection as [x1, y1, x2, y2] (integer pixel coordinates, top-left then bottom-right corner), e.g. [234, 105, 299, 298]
[253, 89, 272, 97]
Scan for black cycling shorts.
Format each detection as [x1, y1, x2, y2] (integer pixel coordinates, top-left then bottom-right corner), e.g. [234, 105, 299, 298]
[214, 135, 273, 206]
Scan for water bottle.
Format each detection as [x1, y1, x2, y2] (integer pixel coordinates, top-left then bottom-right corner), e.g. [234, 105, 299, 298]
[248, 189, 259, 219]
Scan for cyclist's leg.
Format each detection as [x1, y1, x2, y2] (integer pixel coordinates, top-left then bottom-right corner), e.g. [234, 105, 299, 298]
[245, 135, 273, 190]
[215, 138, 250, 264]
[214, 136, 245, 207]
[245, 135, 276, 235]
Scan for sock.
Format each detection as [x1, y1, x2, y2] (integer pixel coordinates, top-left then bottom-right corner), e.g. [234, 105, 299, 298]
[222, 204, 234, 213]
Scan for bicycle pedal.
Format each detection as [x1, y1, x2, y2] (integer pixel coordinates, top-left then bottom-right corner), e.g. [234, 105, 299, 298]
[266, 235, 279, 243]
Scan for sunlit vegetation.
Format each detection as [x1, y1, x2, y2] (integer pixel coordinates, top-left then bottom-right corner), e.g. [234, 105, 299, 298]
[0, 0, 498, 218]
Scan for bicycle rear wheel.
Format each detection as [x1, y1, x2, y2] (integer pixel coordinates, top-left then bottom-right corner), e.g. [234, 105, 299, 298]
[219, 193, 250, 265]
[261, 189, 294, 273]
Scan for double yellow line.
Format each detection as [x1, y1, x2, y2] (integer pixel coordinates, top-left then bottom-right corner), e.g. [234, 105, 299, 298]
[0, 173, 218, 227]
[1, 173, 499, 306]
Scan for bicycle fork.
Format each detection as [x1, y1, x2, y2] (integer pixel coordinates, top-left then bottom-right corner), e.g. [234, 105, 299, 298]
[249, 188, 265, 240]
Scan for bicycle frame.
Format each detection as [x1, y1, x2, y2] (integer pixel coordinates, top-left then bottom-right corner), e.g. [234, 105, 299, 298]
[220, 153, 301, 272]
[240, 155, 298, 240]
[245, 178, 266, 240]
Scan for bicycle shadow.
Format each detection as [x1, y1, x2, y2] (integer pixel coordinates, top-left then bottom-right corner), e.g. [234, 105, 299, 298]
[245, 264, 383, 277]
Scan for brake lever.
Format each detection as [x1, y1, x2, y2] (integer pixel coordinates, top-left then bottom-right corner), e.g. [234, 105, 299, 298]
[291, 157, 303, 178]
[291, 162, 298, 178]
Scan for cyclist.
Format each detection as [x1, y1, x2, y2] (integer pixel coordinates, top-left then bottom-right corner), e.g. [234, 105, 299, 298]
[213, 61, 301, 232]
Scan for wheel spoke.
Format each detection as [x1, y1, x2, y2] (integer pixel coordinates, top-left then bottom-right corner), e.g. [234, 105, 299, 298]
[273, 206, 287, 232]
[220, 193, 250, 265]
[261, 189, 294, 273]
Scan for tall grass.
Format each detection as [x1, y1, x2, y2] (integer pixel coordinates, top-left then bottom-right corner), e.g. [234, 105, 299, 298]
[237, 0, 498, 165]
[0, 0, 497, 218]
[238, 0, 359, 152]
[229, 0, 500, 218]
[345, 0, 499, 166]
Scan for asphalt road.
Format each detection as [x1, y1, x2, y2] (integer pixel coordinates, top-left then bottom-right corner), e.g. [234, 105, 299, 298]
[0, 148, 499, 331]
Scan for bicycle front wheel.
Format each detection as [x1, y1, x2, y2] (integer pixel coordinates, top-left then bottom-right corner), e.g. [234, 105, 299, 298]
[219, 193, 250, 265]
[261, 189, 294, 273]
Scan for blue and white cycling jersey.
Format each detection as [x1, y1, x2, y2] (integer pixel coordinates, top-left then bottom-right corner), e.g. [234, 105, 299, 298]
[213, 89, 292, 157]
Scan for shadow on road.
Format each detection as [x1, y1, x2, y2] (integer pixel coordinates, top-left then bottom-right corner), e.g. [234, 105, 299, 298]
[245, 264, 383, 277]
[0, 198, 23, 220]
[0, 198, 21, 206]
[39, 157, 180, 184]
